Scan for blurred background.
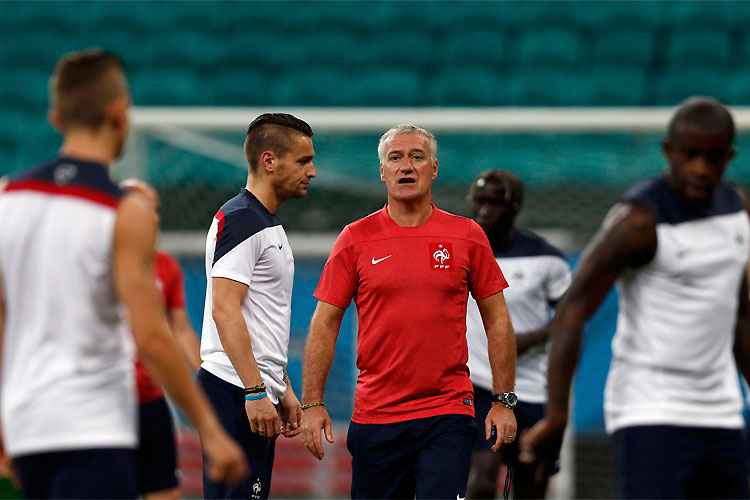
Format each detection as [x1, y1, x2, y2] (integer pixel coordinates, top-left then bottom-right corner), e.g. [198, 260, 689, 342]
[3, 0, 750, 497]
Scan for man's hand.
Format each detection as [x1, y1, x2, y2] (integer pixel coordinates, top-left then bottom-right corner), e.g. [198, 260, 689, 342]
[200, 425, 249, 485]
[278, 388, 303, 438]
[486, 405, 517, 452]
[301, 406, 334, 460]
[246, 398, 282, 438]
[518, 412, 567, 464]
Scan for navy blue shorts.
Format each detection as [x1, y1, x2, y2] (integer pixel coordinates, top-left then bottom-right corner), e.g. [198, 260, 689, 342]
[347, 414, 475, 499]
[137, 396, 178, 494]
[13, 448, 137, 499]
[612, 425, 749, 499]
[472, 385, 560, 475]
[198, 368, 276, 500]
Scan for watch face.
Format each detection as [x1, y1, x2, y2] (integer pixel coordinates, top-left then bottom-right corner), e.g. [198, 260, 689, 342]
[505, 392, 518, 406]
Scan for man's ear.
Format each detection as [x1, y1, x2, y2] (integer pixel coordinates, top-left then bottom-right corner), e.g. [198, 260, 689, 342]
[259, 150, 276, 174]
[48, 109, 63, 133]
[107, 96, 129, 132]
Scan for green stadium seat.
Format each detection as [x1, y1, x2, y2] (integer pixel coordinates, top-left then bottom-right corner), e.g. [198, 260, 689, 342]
[348, 70, 423, 106]
[0, 70, 49, 112]
[269, 70, 353, 106]
[499, 1, 574, 27]
[723, 70, 750, 105]
[441, 31, 507, 68]
[665, 30, 731, 67]
[360, 31, 439, 70]
[421, 1, 507, 31]
[263, 32, 367, 71]
[141, 31, 223, 70]
[428, 68, 504, 106]
[280, 1, 376, 33]
[591, 29, 655, 66]
[218, 31, 280, 70]
[1, 31, 74, 71]
[207, 70, 268, 106]
[732, 33, 750, 67]
[0, 1, 84, 34]
[572, 0, 664, 29]
[590, 66, 646, 106]
[132, 69, 210, 106]
[507, 69, 595, 106]
[134, 1, 221, 32]
[663, 1, 733, 28]
[515, 29, 581, 67]
[649, 70, 728, 105]
[724, 1, 750, 28]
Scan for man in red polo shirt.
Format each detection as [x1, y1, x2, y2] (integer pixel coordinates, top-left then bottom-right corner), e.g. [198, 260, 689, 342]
[301, 125, 518, 499]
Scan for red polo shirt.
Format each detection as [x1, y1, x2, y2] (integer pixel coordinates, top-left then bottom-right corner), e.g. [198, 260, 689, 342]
[315, 206, 507, 424]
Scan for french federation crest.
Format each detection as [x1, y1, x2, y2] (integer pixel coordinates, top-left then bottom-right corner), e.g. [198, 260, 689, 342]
[251, 478, 262, 499]
[430, 242, 452, 270]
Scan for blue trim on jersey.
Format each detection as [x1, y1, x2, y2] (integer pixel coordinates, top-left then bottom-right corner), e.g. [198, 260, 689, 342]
[212, 189, 282, 266]
[11, 157, 123, 199]
[622, 175, 743, 225]
[494, 229, 566, 260]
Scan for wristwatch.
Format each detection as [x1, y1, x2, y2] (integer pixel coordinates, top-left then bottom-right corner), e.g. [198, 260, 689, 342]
[491, 391, 518, 409]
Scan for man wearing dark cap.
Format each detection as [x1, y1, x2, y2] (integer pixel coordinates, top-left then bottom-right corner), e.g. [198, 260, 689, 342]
[522, 97, 750, 499]
[197, 113, 316, 499]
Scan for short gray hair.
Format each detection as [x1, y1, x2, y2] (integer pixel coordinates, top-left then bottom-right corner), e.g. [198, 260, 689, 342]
[377, 124, 438, 163]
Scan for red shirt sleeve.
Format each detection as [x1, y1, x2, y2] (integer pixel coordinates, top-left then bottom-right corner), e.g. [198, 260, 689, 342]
[314, 226, 358, 310]
[161, 253, 186, 310]
[467, 220, 508, 300]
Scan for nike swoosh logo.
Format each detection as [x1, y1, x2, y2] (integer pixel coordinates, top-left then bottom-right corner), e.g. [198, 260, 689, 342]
[457, 496, 466, 500]
[371, 255, 392, 265]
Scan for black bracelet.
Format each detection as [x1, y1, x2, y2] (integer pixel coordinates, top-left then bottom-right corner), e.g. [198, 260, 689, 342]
[244, 383, 266, 395]
[301, 401, 325, 411]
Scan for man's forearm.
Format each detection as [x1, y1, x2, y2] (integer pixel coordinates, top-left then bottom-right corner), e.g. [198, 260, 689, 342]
[140, 323, 222, 435]
[301, 323, 338, 403]
[545, 323, 583, 418]
[176, 327, 201, 371]
[516, 329, 548, 356]
[734, 315, 750, 384]
[214, 311, 263, 388]
[488, 317, 516, 394]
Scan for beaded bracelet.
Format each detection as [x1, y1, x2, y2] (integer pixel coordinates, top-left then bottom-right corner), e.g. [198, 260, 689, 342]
[301, 401, 326, 411]
[244, 392, 268, 401]
[244, 383, 266, 395]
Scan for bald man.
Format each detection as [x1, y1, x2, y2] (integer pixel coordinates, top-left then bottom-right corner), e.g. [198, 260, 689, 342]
[522, 97, 750, 499]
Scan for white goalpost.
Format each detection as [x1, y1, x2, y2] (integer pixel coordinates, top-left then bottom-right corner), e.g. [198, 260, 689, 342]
[126, 106, 750, 258]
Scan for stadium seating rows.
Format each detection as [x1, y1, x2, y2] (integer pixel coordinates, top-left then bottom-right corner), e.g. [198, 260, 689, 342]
[2, 1, 750, 109]
[3, 0, 750, 186]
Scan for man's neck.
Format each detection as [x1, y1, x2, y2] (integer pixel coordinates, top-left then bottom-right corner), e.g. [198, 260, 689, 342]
[246, 177, 281, 214]
[59, 130, 115, 166]
[488, 229, 514, 254]
[386, 196, 433, 227]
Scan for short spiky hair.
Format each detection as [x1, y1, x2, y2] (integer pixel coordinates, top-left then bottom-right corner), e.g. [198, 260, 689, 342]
[244, 113, 313, 171]
[49, 49, 127, 130]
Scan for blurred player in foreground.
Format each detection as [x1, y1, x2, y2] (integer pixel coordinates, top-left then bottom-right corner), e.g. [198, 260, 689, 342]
[465, 171, 571, 499]
[0, 49, 246, 499]
[522, 97, 750, 499]
[198, 113, 315, 499]
[121, 179, 201, 500]
[301, 125, 516, 500]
